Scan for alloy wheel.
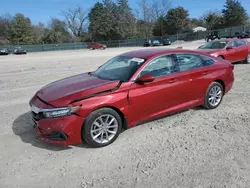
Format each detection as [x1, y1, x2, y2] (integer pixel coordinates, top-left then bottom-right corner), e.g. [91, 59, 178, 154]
[90, 114, 118, 144]
[208, 85, 222, 107]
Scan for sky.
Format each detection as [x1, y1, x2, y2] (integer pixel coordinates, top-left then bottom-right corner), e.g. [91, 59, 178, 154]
[0, 0, 250, 25]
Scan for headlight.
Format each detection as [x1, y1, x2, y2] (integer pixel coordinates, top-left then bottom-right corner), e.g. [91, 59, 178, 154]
[43, 105, 81, 118]
[210, 53, 217, 57]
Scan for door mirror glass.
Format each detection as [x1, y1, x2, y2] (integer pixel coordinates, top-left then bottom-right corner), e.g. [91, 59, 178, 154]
[136, 74, 155, 84]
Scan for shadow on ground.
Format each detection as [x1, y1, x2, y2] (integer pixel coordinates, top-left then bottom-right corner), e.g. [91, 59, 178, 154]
[12, 112, 89, 151]
[12, 107, 204, 151]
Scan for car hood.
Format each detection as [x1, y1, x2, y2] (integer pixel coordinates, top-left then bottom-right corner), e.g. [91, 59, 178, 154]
[195, 48, 223, 54]
[36, 73, 120, 107]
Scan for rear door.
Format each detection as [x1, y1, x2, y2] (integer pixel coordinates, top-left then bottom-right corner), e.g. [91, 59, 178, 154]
[173, 53, 217, 102]
[224, 41, 239, 62]
[235, 40, 248, 61]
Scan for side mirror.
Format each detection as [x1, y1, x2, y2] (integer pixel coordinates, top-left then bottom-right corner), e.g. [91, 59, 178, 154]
[136, 74, 155, 84]
[226, 46, 233, 50]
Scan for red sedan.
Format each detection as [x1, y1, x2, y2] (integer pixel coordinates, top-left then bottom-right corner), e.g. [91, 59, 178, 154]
[197, 38, 250, 64]
[87, 42, 107, 50]
[29, 48, 234, 147]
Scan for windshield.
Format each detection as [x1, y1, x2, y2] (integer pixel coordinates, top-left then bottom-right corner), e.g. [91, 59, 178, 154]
[91, 55, 145, 82]
[199, 41, 227, 49]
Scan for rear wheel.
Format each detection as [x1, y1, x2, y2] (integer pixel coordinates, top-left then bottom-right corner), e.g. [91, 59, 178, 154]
[244, 53, 250, 64]
[82, 108, 122, 147]
[203, 82, 224, 109]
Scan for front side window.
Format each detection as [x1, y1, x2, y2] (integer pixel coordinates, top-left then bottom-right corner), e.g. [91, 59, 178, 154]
[139, 55, 174, 77]
[176, 53, 203, 72]
[92, 56, 145, 82]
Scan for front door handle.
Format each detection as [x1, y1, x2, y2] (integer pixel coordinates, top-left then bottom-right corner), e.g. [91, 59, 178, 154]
[168, 79, 178, 83]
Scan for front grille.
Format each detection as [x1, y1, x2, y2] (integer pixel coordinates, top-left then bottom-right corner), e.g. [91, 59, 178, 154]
[44, 131, 68, 141]
[31, 111, 44, 121]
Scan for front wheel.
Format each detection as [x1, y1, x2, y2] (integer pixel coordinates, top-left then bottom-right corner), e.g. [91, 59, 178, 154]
[82, 108, 122, 147]
[203, 82, 224, 109]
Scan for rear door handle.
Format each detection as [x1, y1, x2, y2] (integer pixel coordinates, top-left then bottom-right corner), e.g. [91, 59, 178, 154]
[168, 79, 178, 83]
[202, 71, 210, 75]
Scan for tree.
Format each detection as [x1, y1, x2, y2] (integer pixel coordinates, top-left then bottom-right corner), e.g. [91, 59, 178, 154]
[136, 0, 155, 38]
[88, 2, 117, 41]
[61, 7, 87, 37]
[222, 0, 249, 27]
[117, 0, 137, 39]
[151, 0, 171, 20]
[164, 6, 189, 35]
[7, 13, 34, 44]
[33, 23, 46, 44]
[0, 13, 12, 44]
[151, 0, 171, 36]
[152, 16, 166, 36]
[189, 18, 205, 27]
[202, 10, 223, 30]
[42, 18, 72, 44]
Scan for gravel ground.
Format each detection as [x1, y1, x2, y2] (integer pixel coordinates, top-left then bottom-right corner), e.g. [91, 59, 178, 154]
[1, 40, 250, 188]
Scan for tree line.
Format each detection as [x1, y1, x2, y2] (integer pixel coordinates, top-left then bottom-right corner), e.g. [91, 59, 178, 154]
[0, 0, 249, 45]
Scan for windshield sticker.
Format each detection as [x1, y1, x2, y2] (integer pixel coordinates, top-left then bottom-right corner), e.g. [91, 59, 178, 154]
[131, 58, 145, 63]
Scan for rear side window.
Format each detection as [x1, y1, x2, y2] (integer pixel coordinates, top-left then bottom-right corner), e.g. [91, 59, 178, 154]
[176, 53, 203, 72]
[200, 55, 215, 66]
[236, 40, 247, 46]
[227, 41, 237, 47]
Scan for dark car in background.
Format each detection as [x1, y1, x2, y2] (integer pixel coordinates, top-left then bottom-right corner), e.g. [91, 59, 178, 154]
[0, 48, 10, 55]
[144, 38, 171, 47]
[162, 38, 171, 45]
[239, 31, 250, 38]
[13, 47, 27, 54]
[152, 40, 162, 46]
[205, 32, 220, 42]
[87, 43, 107, 50]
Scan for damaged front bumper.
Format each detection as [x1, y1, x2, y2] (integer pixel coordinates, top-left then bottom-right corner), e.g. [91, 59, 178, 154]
[30, 96, 84, 146]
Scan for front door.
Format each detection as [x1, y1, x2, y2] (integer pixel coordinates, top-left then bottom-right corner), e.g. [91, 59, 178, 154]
[127, 54, 191, 125]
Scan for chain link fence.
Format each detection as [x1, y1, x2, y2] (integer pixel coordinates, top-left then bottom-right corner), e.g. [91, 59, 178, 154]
[1, 25, 250, 53]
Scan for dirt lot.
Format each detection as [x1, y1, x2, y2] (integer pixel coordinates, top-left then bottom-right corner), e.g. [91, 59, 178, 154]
[1, 40, 250, 188]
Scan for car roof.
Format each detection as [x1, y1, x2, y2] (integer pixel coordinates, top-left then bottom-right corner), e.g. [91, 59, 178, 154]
[120, 48, 205, 59]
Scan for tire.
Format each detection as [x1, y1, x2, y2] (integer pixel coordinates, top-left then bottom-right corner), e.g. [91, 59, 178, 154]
[218, 55, 224, 59]
[244, 53, 250, 64]
[203, 82, 224, 109]
[82, 108, 122, 147]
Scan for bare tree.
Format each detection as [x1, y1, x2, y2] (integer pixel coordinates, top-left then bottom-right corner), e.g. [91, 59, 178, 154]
[136, 0, 154, 38]
[152, 0, 172, 20]
[61, 7, 87, 37]
[136, 0, 171, 38]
